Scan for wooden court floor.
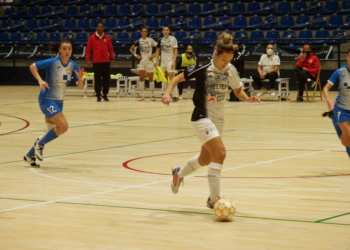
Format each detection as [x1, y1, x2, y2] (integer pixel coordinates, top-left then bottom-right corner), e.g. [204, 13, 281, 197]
[1, 86, 349, 250]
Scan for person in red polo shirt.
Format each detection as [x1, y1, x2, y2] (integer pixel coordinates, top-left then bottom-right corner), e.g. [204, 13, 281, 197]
[294, 44, 320, 102]
[86, 21, 115, 102]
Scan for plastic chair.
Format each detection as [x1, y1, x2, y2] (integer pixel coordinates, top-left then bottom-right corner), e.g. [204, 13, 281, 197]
[171, 4, 186, 16]
[217, 17, 231, 29]
[74, 32, 88, 45]
[201, 3, 216, 16]
[149, 31, 157, 40]
[37, 20, 51, 31]
[276, 1, 291, 15]
[159, 17, 172, 29]
[331, 30, 347, 44]
[308, 1, 323, 14]
[200, 31, 217, 45]
[76, 19, 90, 31]
[291, 1, 307, 14]
[105, 5, 117, 17]
[145, 4, 158, 16]
[244, 2, 260, 15]
[131, 32, 141, 41]
[131, 5, 144, 16]
[16, 7, 28, 18]
[23, 20, 37, 31]
[314, 30, 330, 44]
[246, 16, 263, 30]
[293, 15, 310, 29]
[262, 16, 278, 29]
[78, 6, 92, 17]
[340, 0, 350, 14]
[304, 66, 322, 101]
[266, 30, 280, 44]
[0, 33, 9, 45]
[51, 19, 63, 31]
[327, 15, 343, 29]
[62, 32, 74, 40]
[232, 16, 247, 30]
[216, 3, 230, 16]
[295, 30, 313, 44]
[117, 18, 130, 30]
[63, 19, 76, 31]
[41, 6, 53, 17]
[277, 16, 294, 30]
[158, 4, 172, 17]
[187, 17, 202, 30]
[173, 17, 187, 30]
[187, 3, 201, 16]
[52, 7, 65, 18]
[145, 18, 159, 30]
[234, 31, 248, 44]
[281, 30, 296, 44]
[49, 32, 61, 41]
[175, 31, 187, 45]
[343, 15, 350, 28]
[322, 0, 339, 14]
[28, 6, 40, 18]
[231, 2, 245, 15]
[247, 30, 264, 44]
[310, 15, 326, 29]
[260, 2, 276, 15]
[90, 18, 103, 31]
[114, 32, 130, 45]
[3, 7, 15, 18]
[0, 20, 12, 30]
[10, 32, 22, 42]
[187, 31, 201, 44]
[201, 17, 217, 30]
[36, 32, 48, 44]
[118, 5, 131, 17]
[66, 6, 78, 18]
[130, 18, 144, 30]
[105, 18, 117, 31]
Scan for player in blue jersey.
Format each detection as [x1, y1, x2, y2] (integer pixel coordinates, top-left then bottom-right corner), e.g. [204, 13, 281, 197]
[23, 39, 86, 167]
[323, 49, 350, 158]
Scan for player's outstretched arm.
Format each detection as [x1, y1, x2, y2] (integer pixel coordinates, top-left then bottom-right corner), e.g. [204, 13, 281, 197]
[233, 87, 260, 103]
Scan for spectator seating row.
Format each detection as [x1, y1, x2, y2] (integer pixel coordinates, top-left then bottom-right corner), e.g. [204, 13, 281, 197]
[3, 1, 350, 19]
[0, 30, 346, 46]
[1, 15, 350, 32]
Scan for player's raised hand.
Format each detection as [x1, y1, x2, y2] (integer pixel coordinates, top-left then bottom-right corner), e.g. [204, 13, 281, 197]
[75, 66, 86, 80]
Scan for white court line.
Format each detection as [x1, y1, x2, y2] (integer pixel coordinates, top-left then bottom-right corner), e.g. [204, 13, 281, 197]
[2, 147, 346, 213]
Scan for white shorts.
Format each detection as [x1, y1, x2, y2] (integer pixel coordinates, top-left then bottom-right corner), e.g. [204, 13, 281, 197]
[138, 59, 154, 73]
[191, 118, 224, 145]
[160, 61, 175, 73]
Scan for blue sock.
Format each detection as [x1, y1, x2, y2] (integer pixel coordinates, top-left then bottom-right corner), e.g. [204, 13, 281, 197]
[346, 147, 350, 158]
[38, 129, 58, 146]
[26, 147, 35, 157]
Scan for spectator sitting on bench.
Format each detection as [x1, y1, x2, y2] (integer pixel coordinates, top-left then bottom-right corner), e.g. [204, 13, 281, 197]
[251, 44, 280, 96]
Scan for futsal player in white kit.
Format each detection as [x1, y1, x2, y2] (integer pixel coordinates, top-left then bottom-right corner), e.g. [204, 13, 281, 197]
[129, 27, 158, 101]
[323, 49, 350, 158]
[162, 33, 260, 208]
[23, 39, 86, 167]
[155, 26, 178, 97]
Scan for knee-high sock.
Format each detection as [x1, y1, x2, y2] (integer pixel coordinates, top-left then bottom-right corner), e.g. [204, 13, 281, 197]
[178, 155, 203, 179]
[149, 81, 155, 96]
[38, 128, 58, 146]
[27, 123, 56, 157]
[332, 119, 350, 158]
[208, 162, 222, 201]
[139, 81, 145, 96]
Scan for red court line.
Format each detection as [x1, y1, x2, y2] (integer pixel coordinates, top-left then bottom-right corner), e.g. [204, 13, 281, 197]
[0, 114, 30, 136]
[122, 149, 350, 179]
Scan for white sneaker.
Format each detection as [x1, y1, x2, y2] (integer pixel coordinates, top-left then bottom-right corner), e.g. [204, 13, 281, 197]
[256, 88, 267, 96]
[270, 89, 276, 96]
[150, 96, 156, 101]
[171, 167, 184, 194]
[23, 155, 40, 168]
[34, 140, 44, 161]
[137, 96, 144, 101]
[178, 95, 183, 100]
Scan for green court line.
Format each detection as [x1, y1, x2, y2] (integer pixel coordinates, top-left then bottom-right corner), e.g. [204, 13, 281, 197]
[0, 197, 46, 202]
[315, 212, 350, 223]
[2, 197, 350, 226]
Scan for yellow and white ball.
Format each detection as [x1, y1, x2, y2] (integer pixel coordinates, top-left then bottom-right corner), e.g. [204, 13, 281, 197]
[213, 198, 236, 221]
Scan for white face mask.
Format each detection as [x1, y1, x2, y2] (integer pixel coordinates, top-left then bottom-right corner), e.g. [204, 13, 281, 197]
[267, 49, 274, 55]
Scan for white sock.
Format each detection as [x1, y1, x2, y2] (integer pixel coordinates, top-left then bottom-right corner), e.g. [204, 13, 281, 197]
[139, 81, 145, 96]
[178, 155, 203, 179]
[208, 162, 222, 201]
[38, 123, 56, 140]
[149, 81, 155, 96]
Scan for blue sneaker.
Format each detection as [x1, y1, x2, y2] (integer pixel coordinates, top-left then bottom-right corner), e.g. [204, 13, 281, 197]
[171, 167, 184, 194]
[206, 196, 220, 209]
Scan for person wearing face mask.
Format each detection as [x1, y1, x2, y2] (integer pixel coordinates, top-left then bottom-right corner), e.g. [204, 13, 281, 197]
[175, 45, 197, 99]
[251, 44, 280, 96]
[295, 44, 320, 102]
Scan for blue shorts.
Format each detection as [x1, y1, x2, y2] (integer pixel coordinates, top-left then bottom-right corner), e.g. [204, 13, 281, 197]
[333, 106, 350, 123]
[39, 96, 63, 119]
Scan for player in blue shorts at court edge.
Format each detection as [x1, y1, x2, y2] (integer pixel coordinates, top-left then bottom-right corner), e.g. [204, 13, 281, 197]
[23, 39, 86, 167]
[323, 49, 350, 158]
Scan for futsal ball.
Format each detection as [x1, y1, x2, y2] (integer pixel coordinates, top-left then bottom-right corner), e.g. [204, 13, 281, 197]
[213, 198, 236, 221]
